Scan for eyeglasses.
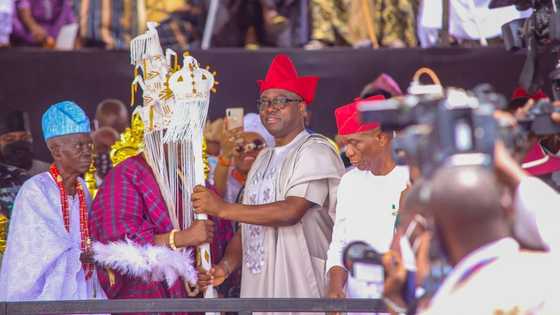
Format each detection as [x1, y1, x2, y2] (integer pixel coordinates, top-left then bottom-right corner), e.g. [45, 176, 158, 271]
[235, 139, 266, 154]
[66, 140, 94, 154]
[257, 96, 302, 112]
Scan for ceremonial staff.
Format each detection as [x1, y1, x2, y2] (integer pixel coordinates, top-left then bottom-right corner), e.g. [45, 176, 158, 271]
[130, 22, 218, 309]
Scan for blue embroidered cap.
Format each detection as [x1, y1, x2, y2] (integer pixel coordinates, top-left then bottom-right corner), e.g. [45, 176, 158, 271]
[42, 101, 91, 141]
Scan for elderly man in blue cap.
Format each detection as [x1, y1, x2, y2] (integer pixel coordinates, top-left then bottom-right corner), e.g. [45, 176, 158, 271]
[0, 101, 106, 302]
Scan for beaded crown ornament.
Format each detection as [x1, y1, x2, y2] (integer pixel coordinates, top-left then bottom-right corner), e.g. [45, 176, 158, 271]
[130, 22, 216, 230]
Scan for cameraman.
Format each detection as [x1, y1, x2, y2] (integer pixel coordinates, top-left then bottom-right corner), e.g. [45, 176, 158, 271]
[326, 96, 409, 303]
[384, 165, 558, 315]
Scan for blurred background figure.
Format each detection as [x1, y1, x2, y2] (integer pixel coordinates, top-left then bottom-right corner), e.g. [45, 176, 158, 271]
[91, 99, 129, 182]
[204, 117, 225, 185]
[11, 0, 76, 47]
[76, 0, 205, 50]
[0, 0, 13, 47]
[0, 111, 32, 264]
[307, 0, 417, 49]
[306, 0, 352, 49]
[360, 73, 403, 99]
[0, 111, 49, 177]
[503, 88, 560, 192]
[260, 0, 309, 48]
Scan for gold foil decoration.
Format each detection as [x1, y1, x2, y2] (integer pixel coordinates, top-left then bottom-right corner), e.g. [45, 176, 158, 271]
[202, 137, 210, 180]
[107, 268, 116, 287]
[0, 214, 8, 254]
[110, 113, 145, 166]
[149, 105, 154, 131]
[84, 161, 98, 198]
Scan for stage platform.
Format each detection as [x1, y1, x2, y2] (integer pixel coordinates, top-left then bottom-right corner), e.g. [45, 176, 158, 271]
[1, 47, 553, 160]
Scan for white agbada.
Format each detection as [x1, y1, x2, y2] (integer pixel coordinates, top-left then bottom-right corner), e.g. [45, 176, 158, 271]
[514, 176, 560, 252]
[421, 237, 560, 315]
[0, 172, 106, 302]
[240, 130, 345, 313]
[326, 166, 409, 300]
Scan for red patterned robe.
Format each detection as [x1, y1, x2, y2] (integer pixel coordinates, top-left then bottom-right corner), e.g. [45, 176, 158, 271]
[90, 154, 190, 315]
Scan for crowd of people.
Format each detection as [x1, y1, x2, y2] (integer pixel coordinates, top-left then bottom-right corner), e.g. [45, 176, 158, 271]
[1, 24, 560, 315]
[0, 0, 532, 50]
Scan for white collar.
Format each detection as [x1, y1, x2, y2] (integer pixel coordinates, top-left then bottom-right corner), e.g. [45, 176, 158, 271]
[431, 237, 519, 305]
[272, 130, 309, 153]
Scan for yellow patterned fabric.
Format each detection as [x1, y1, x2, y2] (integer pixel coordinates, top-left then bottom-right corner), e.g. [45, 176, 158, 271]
[0, 213, 7, 255]
[145, 0, 187, 23]
[310, 0, 353, 46]
[84, 162, 98, 198]
[311, 0, 418, 47]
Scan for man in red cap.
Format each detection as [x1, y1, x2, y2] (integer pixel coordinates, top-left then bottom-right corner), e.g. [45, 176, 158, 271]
[521, 142, 560, 191]
[507, 88, 560, 191]
[508, 87, 547, 112]
[193, 54, 345, 303]
[360, 73, 403, 99]
[325, 95, 409, 301]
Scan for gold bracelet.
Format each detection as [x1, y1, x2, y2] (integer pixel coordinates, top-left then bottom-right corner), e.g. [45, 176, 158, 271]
[169, 229, 179, 251]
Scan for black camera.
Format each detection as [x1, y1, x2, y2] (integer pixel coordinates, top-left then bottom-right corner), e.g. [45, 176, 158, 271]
[491, 0, 560, 98]
[359, 88, 498, 177]
[342, 241, 418, 314]
[495, 0, 560, 50]
[518, 98, 560, 134]
[359, 79, 560, 177]
[342, 241, 385, 298]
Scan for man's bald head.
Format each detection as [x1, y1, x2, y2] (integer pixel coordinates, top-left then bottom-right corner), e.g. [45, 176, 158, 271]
[427, 166, 513, 265]
[429, 166, 511, 225]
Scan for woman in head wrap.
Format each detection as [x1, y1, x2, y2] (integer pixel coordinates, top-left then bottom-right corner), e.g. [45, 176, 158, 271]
[213, 113, 274, 205]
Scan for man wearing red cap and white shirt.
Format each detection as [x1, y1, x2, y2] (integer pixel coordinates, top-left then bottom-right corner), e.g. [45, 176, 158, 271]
[193, 54, 345, 305]
[325, 96, 409, 303]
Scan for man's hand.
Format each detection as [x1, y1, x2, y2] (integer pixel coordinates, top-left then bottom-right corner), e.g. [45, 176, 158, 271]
[326, 285, 346, 315]
[326, 266, 347, 299]
[192, 185, 227, 217]
[382, 251, 407, 311]
[197, 264, 228, 290]
[180, 220, 215, 246]
[494, 140, 529, 188]
[30, 24, 48, 44]
[326, 287, 345, 299]
[325, 266, 347, 315]
[219, 125, 242, 159]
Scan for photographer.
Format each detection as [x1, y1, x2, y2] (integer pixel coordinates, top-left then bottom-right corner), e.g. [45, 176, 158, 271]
[326, 95, 409, 303]
[382, 115, 560, 315]
[384, 165, 558, 315]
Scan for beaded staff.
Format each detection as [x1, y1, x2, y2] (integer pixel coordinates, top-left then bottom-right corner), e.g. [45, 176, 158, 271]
[129, 22, 218, 306]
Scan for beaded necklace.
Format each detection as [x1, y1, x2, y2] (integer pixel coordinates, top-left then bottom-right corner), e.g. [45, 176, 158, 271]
[49, 164, 93, 279]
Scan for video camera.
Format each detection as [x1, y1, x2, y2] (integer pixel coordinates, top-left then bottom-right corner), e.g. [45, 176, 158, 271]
[342, 241, 418, 315]
[359, 85, 498, 177]
[491, 0, 560, 99]
[358, 76, 560, 178]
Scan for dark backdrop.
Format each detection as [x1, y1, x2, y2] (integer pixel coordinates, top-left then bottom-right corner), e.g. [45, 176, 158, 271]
[1, 47, 555, 161]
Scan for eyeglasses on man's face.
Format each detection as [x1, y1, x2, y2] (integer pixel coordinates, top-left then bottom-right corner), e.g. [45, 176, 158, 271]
[257, 96, 303, 112]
